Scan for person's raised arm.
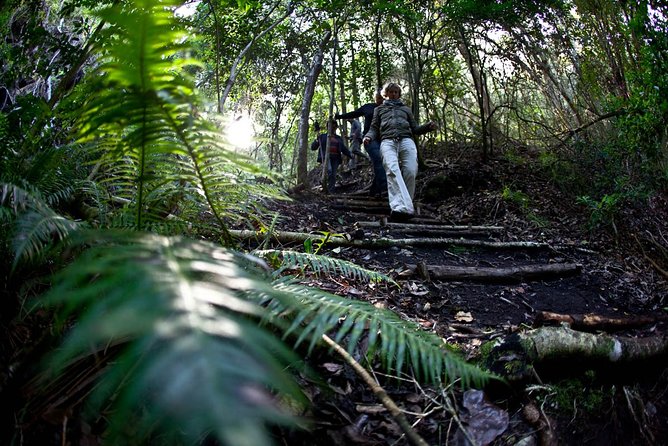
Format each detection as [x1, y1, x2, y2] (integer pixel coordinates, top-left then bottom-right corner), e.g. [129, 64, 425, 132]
[363, 108, 381, 145]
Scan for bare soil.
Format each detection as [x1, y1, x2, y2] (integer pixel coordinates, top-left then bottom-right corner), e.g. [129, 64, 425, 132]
[269, 144, 668, 445]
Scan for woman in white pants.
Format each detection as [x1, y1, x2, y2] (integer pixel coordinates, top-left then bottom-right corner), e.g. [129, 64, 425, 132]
[363, 82, 437, 221]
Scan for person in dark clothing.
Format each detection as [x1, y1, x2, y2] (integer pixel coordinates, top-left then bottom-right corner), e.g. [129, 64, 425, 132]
[310, 119, 353, 192]
[335, 88, 386, 196]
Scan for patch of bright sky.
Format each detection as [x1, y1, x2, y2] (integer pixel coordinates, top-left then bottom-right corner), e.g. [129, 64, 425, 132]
[175, 1, 201, 17]
[225, 114, 255, 152]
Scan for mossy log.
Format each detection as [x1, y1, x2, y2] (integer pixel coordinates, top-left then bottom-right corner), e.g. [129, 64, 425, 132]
[521, 326, 668, 362]
[405, 262, 580, 282]
[488, 326, 668, 380]
[535, 311, 668, 331]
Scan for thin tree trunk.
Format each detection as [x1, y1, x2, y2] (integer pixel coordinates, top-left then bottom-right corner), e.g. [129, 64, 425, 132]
[348, 24, 359, 109]
[220, 4, 293, 111]
[457, 27, 491, 160]
[296, 32, 332, 187]
[205, 0, 222, 113]
[322, 20, 339, 193]
[374, 14, 382, 88]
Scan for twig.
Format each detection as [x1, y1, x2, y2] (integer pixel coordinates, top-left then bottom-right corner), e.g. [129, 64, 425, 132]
[321, 334, 429, 446]
[634, 234, 668, 280]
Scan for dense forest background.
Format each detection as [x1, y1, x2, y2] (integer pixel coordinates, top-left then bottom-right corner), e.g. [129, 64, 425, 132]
[1, 0, 667, 445]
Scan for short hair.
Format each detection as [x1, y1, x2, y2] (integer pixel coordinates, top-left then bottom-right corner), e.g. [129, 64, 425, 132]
[328, 118, 338, 130]
[382, 82, 402, 98]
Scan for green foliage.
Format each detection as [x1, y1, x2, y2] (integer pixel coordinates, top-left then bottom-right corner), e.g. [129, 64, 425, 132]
[576, 193, 623, 231]
[44, 231, 304, 446]
[501, 185, 548, 228]
[262, 277, 493, 388]
[255, 248, 397, 285]
[440, 0, 565, 25]
[527, 371, 613, 417]
[75, 0, 283, 236]
[40, 231, 493, 445]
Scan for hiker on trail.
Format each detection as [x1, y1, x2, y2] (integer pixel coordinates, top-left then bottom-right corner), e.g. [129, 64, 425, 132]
[311, 119, 353, 193]
[347, 118, 364, 168]
[363, 82, 437, 222]
[335, 88, 386, 197]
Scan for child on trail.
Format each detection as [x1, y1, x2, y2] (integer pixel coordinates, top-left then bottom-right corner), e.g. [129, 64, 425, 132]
[362, 82, 437, 222]
[310, 119, 353, 193]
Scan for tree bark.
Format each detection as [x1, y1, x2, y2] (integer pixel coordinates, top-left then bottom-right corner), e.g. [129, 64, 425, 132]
[296, 31, 332, 187]
[230, 229, 549, 250]
[356, 221, 504, 233]
[219, 3, 293, 111]
[535, 311, 668, 331]
[522, 326, 668, 362]
[489, 326, 668, 380]
[404, 263, 580, 283]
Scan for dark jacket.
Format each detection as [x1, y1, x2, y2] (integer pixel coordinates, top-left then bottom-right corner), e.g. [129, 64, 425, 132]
[335, 103, 377, 135]
[365, 99, 432, 142]
[310, 133, 352, 163]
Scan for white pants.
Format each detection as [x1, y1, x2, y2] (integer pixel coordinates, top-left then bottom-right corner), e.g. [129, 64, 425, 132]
[380, 138, 417, 214]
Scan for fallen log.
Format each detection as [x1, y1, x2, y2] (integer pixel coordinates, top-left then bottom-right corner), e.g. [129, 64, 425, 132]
[487, 326, 668, 380]
[229, 229, 550, 250]
[356, 221, 504, 232]
[534, 311, 668, 331]
[384, 228, 498, 238]
[332, 204, 390, 214]
[404, 263, 581, 283]
[333, 198, 388, 207]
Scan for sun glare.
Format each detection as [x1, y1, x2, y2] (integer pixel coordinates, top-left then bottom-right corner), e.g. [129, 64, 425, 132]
[225, 115, 254, 151]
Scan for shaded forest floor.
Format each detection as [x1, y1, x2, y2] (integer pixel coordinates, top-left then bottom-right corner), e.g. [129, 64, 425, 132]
[2, 144, 668, 446]
[265, 143, 668, 445]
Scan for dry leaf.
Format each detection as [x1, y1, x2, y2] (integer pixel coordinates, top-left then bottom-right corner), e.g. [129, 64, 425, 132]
[455, 311, 474, 322]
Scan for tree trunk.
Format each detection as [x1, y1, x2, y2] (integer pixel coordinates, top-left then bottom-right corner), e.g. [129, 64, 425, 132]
[457, 27, 491, 160]
[220, 4, 293, 111]
[348, 25, 359, 109]
[374, 14, 382, 88]
[321, 21, 339, 193]
[296, 31, 332, 187]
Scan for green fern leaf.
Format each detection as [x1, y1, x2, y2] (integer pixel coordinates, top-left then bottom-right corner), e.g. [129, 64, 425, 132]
[254, 249, 397, 285]
[42, 231, 305, 445]
[257, 278, 494, 388]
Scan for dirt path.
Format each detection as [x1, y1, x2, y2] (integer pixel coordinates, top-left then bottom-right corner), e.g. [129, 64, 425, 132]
[266, 154, 668, 445]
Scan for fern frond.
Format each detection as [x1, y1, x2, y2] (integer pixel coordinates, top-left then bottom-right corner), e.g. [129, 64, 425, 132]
[76, 0, 285, 238]
[1, 183, 83, 267]
[43, 231, 305, 445]
[257, 279, 494, 389]
[254, 249, 396, 285]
